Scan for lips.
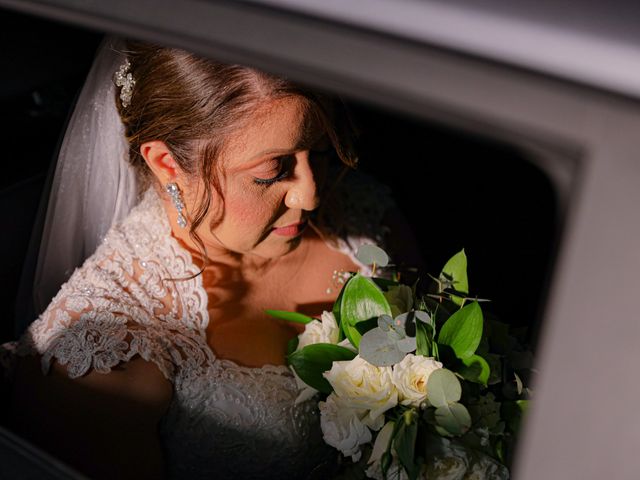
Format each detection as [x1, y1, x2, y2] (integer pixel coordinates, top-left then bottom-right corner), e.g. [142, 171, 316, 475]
[272, 220, 308, 237]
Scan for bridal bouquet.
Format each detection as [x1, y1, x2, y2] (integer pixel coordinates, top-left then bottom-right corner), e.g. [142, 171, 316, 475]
[267, 246, 532, 479]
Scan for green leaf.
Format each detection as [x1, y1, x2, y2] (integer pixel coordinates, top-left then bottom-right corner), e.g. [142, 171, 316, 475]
[394, 418, 420, 480]
[340, 274, 392, 348]
[264, 309, 313, 324]
[437, 301, 483, 360]
[502, 400, 530, 434]
[356, 244, 390, 268]
[458, 354, 491, 386]
[286, 336, 299, 356]
[333, 281, 347, 342]
[415, 321, 432, 357]
[440, 249, 469, 306]
[434, 402, 472, 436]
[287, 343, 356, 393]
[426, 368, 461, 408]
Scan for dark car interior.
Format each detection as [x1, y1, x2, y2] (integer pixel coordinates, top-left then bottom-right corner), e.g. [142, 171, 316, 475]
[0, 6, 557, 476]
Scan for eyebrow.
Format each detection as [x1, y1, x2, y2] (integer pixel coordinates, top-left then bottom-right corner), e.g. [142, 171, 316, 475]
[246, 133, 329, 162]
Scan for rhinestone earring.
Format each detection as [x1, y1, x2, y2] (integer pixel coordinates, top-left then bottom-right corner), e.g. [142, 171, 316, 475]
[165, 182, 187, 228]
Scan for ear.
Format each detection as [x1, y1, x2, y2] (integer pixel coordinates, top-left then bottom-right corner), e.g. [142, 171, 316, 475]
[140, 140, 180, 185]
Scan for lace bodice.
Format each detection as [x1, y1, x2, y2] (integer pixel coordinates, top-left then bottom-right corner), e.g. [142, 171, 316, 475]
[1, 168, 396, 479]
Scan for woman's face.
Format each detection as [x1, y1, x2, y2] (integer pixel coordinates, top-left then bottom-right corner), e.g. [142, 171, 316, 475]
[183, 96, 332, 264]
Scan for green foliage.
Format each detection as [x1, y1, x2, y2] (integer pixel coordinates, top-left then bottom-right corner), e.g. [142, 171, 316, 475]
[264, 310, 313, 324]
[359, 327, 405, 366]
[426, 369, 461, 408]
[434, 403, 472, 436]
[437, 302, 483, 360]
[287, 343, 356, 393]
[394, 416, 421, 480]
[439, 249, 469, 306]
[356, 244, 390, 268]
[359, 313, 418, 366]
[459, 354, 491, 386]
[340, 274, 392, 348]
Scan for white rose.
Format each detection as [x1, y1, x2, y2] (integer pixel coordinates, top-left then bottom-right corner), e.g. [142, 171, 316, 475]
[366, 459, 412, 480]
[383, 285, 414, 317]
[323, 355, 398, 423]
[296, 311, 339, 351]
[391, 354, 443, 407]
[319, 393, 372, 462]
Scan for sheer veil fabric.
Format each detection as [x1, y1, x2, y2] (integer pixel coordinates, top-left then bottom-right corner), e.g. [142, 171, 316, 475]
[23, 37, 138, 331]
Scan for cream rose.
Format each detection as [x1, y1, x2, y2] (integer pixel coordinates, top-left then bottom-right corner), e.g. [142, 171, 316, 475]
[391, 354, 443, 407]
[323, 355, 398, 422]
[319, 393, 372, 462]
[296, 311, 339, 351]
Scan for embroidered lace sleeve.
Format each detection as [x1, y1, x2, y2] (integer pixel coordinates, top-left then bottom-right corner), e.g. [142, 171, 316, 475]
[13, 265, 209, 381]
[9, 188, 213, 382]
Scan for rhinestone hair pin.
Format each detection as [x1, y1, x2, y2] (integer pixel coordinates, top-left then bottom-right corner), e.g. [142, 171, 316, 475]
[114, 60, 135, 108]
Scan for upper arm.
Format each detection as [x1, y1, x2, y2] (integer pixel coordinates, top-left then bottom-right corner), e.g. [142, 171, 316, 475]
[9, 353, 173, 480]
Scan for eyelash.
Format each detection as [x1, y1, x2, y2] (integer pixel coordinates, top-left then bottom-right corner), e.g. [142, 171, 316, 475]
[253, 156, 294, 186]
[252, 148, 333, 187]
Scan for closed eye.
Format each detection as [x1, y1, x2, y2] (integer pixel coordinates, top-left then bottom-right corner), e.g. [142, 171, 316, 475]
[252, 156, 294, 186]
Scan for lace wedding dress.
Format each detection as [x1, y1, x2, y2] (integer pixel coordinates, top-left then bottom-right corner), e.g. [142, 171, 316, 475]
[0, 169, 396, 479]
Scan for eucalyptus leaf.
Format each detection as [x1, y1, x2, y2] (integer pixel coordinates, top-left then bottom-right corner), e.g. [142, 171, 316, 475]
[459, 354, 491, 386]
[397, 336, 417, 353]
[340, 274, 392, 348]
[414, 310, 433, 327]
[437, 301, 483, 360]
[434, 402, 472, 436]
[356, 244, 390, 268]
[387, 329, 404, 342]
[264, 309, 313, 324]
[440, 249, 469, 306]
[378, 314, 394, 332]
[426, 368, 461, 408]
[359, 327, 405, 366]
[287, 343, 356, 393]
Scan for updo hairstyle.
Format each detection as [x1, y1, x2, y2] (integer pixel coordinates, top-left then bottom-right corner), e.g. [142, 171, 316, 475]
[114, 40, 359, 263]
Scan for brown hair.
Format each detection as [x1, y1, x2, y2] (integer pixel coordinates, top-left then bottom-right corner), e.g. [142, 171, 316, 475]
[115, 41, 359, 269]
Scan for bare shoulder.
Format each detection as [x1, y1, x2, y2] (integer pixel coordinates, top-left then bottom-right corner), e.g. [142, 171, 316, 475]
[10, 354, 173, 479]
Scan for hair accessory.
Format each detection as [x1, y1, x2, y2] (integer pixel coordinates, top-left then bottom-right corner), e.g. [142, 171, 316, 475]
[114, 60, 135, 108]
[165, 182, 188, 228]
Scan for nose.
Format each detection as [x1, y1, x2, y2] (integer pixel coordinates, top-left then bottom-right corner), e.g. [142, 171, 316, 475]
[284, 153, 321, 212]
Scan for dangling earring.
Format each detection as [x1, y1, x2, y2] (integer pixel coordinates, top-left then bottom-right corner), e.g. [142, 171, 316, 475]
[165, 182, 187, 228]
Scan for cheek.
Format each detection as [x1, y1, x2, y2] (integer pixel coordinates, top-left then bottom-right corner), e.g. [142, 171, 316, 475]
[223, 188, 282, 231]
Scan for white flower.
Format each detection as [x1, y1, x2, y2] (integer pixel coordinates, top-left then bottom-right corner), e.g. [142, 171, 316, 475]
[366, 458, 411, 480]
[296, 311, 339, 351]
[323, 355, 398, 423]
[383, 285, 414, 317]
[319, 393, 372, 462]
[391, 354, 443, 407]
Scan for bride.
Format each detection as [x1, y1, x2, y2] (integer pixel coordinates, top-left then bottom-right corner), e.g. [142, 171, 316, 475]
[0, 38, 421, 479]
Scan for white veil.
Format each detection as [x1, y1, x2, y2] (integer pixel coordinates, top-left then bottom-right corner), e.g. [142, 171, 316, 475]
[15, 36, 139, 333]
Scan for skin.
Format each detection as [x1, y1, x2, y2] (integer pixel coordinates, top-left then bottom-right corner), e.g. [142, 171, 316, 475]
[10, 94, 425, 478]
